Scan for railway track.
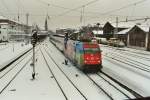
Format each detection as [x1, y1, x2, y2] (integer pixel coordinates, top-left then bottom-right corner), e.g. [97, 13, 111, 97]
[0, 55, 32, 94]
[0, 48, 32, 72]
[116, 48, 150, 56]
[103, 46, 150, 61]
[40, 46, 87, 100]
[0, 47, 39, 79]
[47, 40, 141, 100]
[48, 38, 146, 100]
[85, 71, 143, 100]
[0, 47, 39, 94]
[86, 74, 114, 100]
[114, 50, 150, 61]
[109, 53, 150, 68]
[98, 71, 143, 98]
[104, 53, 150, 73]
[43, 44, 116, 100]
[85, 70, 143, 100]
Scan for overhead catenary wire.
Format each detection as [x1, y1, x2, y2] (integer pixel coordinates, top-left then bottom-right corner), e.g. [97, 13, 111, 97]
[18, 0, 27, 13]
[103, 0, 147, 15]
[87, 0, 148, 21]
[35, 0, 71, 10]
[1, 0, 149, 20]
[54, 0, 100, 18]
[35, 0, 148, 19]
[1, 0, 149, 29]
[34, 0, 150, 27]
[35, 0, 100, 18]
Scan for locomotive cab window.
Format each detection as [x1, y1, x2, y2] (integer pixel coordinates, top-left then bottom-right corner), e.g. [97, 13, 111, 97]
[84, 48, 100, 54]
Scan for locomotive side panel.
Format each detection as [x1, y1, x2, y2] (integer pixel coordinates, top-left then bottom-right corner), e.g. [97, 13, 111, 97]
[64, 40, 75, 61]
[74, 42, 84, 68]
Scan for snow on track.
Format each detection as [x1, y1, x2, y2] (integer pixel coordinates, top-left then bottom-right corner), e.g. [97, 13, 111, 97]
[0, 42, 32, 70]
[41, 47, 86, 100]
[0, 51, 32, 95]
[102, 58, 150, 97]
[0, 46, 66, 100]
[45, 40, 112, 100]
[87, 73, 129, 100]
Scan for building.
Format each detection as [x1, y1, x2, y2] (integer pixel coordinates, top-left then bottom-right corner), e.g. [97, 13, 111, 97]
[127, 25, 150, 50]
[56, 28, 75, 35]
[115, 28, 131, 46]
[103, 22, 114, 34]
[0, 16, 32, 42]
[103, 22, 131, 40]
[115, 24, 150, 51]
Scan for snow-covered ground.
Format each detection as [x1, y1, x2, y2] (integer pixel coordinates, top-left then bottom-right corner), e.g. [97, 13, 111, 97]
[50, 36, 150, 98]
[0, 42, 32, 70]
[0, 46, 67, 100]
[101, 45, 150, 97]
[0, 38, 150, 100]
[0, 43, 110, 100]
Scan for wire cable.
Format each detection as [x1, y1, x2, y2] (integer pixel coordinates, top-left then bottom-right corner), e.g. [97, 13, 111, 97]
[87, 0, 148, 21]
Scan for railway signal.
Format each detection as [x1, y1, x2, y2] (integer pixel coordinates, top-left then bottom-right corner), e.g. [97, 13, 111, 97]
[31, 31, 38, 46]
[31, 30, 38, 80]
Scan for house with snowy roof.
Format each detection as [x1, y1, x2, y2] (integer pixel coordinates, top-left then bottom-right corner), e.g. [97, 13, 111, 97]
[114, 23, 150, 50]
[126, 25, 150, 50]
[103, 22, 132, 39]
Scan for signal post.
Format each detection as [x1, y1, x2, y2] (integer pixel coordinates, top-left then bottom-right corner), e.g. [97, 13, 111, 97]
[31, 30, 38, 80]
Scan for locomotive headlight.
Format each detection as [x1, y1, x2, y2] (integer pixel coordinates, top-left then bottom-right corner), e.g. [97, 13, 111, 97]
[95, 57, 99, 60]
[86, 57, 89, 60]
[84, 60, 87, 63]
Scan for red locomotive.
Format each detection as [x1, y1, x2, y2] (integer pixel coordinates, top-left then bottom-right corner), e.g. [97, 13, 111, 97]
[63, 32, 102, 72]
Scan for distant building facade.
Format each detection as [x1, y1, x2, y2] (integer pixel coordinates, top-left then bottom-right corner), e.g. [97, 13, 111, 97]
[0, 16, 32, 42]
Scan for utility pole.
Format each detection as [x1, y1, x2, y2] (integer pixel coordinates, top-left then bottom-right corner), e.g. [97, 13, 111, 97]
[80, 6, 85, 26]
[116, 17, 118, 33]
[26, 13, 29, 27]
[45, 4, 49, 31]
[96, 23, 100, 37]
[82, 6, 85, 26]
[114, 17, 118, 38]
[147, 27, 150, 51]
[26, 13, 29, 35]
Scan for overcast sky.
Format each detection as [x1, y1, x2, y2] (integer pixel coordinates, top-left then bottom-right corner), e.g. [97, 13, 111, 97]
[0, 0, 150, 30]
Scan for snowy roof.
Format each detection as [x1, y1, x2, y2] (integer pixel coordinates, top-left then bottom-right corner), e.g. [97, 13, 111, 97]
[74, 30, 80, 33]
[112, 22, 136, 28]
[0, 16, 8, 20]
[0, 16, 27, 26]
[92, 30, 103, 35]
[116, 25, 150, 34]
[0, 23, 9, 25]
[116, 28, 131, 35]
[137, 25, 150, 32]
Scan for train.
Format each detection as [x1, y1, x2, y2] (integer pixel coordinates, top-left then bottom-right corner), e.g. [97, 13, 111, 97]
[64, 40, 102, 71]
[50, 31, 103, 72]
[63, 32, 102, 72]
